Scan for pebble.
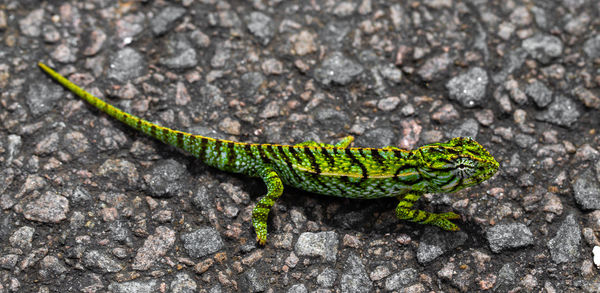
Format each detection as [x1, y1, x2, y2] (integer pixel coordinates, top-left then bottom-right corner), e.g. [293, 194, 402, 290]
[340, 253, 373, 293]
[10, 226, 34, 250]
[23, 192, 69, 223]
[181, 227, 224, 258]
[525, 80, 553, 108]
[170, 273, 197, 293]
[51, 43, 77, 63]
[522, 34, 563, 64]
[450, 119, 479, 139]
[290, 30, 317, 56]
[83, 250, 122, 273]
[294, 231, 339, 263]
[108, 280, 158, 293]
[583, 34, 600, 58]
[432, 104, 459, 123]
[535, 95, 580, 127]
[385, 268, 417, 291]
[417, 228, 467, 263]
[317, 267, 337, 287]
[377, 96, 401, 111]
[151, 6, 186, 36]
[19, 9, 44, 37]
[287, 284, 307, 293]
[144, 159, 187, 198]
[486, 223, 534, 253]
[246, 12, 274, 46]
[547, 214, 581, 264]
[446, 67, 489, 108]
[108, 48, 146, 82]
[573, 169, 600, 210]
[132, 226, 175, 270]
[26, 81, 64, 117]
[417, 53, 450, 81]
[83, 28, 107, 56]
[314, 52, 363, 85]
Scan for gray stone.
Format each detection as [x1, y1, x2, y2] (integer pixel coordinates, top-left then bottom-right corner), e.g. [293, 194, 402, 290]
[240, 72, 266, 96]
[10, 226, 35, 250]
[181, 227, 224, 258]
[314, 52, 363, 85]
[417, 228, 468, 263]
[171, 273, 197, 293]
[39, 255, 68, 279]
[244, 268, 266, 293]
[246, 12, 274, 46]
[486, 223, 534, 253]
[525, 80, 553, 108]
[446, 67, 488, 108]
[417, 53, 450, 81]
[108, 48, 146, 83]
[160, 34, 198, 69]
[108, 280, 158, 293]
[385, 268, 418, 291]
[573, 169, 600, 210]
[287, 284, 307, 293]
[341, 253, 373, 293]
[360, 127, 395, 148]
[583, 34, 600, 59]
[23, 192, 69, 223]
[450, 119, 479, 139]
[19, 9, 44, 37]
[547, 214, 581, 264]
[317, 267, 337, 287]
[132, 226, 176, 270]
[522, 34, 563, 64]
[314, 108, 350, 130]
[151, 6, 186, 36]
[535, 95, 580, 127]
[144, 159, 187, 198]
[26, 81, 64, 117]
[494, 263, 516, 291]
[83, 250, 122, 273]
[492, 48, 528, 84]
[295, 231, 339, 263]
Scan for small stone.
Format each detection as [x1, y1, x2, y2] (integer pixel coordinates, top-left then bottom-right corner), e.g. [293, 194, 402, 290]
[160, 34, 198, 69]
[0, 10, 6, 29]
[50, 43, 77, 63]
[245, 12, 274, 46]
[240, 72, 265, 96]
[39, 255, 68, 279]
[144, 159, 187, 198]
[385, 268, 417, 291]
[83, 28, 107, 56]
[287, 284, 307, 293]
[244, 268, 266, 292]
[181, 227, 224, 258]
[522, 34, 563, 64]
[151, 6, 186, 36]
[132, 226, 175, 270]
[341, 253, 373, 293]
[504, 79, 528, 105]
[379, 64, 403, 84]
[294, 231, 338, 263]
[63, 131, 89, 156]
[218, 117, 241, 135]
[474, 109, 494, 126]
[27, 81, 64, 117]
[593, 246, 600, 269]
[377, 96, 401, 111]
[19, 9, 44, 37]
[83, 250, 122, 273]
[108, 48, 146, 83]
[317, 268, 337, 287]
[98, 159, 139, 188]
[290, 30, 317, 56]
[260, 101, 280, 119]
[547, 214, 581, 264]
[446, 67, 489, 108]
[573, 169, 600, 210]
[190, 30, 210, 48]
[583, 34, 600, 58]
[10, 226, 35, 250]
[314, 52, 363, 85]
[261, 58, 284, 75]
[525, 80, 553, 108]
[432, 104, 459, 123]
[509, 6, 532, 26]
[564, 12, 590, 36]
[369, 265, 390, 281]
[171, 273, 197, 293]
[417, 53, 450, 81]
[23, 192, 69, 223]
[450, 119, 479, 139]
[417, 228, 467, 263]
[535, 95, 580, 127]
[486, 223, 534, 253]
[574, 87, 600, 109]
[108, 280, 158, 293]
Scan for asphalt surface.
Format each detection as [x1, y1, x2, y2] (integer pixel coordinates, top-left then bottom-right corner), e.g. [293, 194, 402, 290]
[1, 1, 599, 292]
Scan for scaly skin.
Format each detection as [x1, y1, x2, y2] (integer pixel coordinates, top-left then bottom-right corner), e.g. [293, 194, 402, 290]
[38, 62, 500, 245]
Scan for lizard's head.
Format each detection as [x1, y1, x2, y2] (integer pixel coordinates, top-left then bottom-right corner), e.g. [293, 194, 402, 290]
[416, 137, 499, 193]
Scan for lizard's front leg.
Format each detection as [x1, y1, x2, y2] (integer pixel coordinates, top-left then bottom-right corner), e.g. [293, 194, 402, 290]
[252, 167, 284, 245]
[395, 192, 461, 231]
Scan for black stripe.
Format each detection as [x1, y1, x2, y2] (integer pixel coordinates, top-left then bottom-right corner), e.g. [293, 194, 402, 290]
[243, 143, 253, 158]
[196, 137, 208, 161]
[288, 146, 302, 163]
[150, 125, 157, 137]
[162, 128, 169, 139]
[176, 132, 184, 148]
[370, 148, 386, 166]
[321, 148, 335, 167]
[304, 147, 320, 174]
[393, 150, 406, 159]
[136, 119, 142, 130]
[278, 145, 303, 183]
[346, 148, 367, 180]
[214, 140, 222, 163]
[225, 142, 236, 167]
[257, 145, 272, 165]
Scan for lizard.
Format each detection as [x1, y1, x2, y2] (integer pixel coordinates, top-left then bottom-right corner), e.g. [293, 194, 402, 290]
[38, 62, 499, 245]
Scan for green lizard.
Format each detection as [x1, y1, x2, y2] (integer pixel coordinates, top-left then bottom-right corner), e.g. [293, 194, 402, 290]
[38, 62, 499, 245]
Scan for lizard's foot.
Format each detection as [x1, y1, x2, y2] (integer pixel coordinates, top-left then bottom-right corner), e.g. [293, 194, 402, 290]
[431, 212, 461, 231]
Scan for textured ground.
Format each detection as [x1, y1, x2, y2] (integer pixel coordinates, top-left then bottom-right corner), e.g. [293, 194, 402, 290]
[1, 0, 600, 292]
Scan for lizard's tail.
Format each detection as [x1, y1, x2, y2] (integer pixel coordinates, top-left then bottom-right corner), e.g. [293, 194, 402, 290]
[38, 62, 249, 173]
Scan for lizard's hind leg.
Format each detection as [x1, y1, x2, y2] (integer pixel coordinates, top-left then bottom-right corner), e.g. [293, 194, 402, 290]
[252, 167, 284, 245]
